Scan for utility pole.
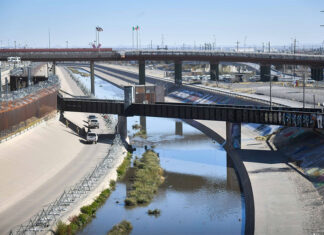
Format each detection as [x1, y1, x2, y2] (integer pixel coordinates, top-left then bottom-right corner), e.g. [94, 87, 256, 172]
[132, 27, 134, 49]
[48, 29, 51, 48]
[161, 34, 164, 48]
[269, 74, 272, 110]
[244, 36, 247, 52]
[236, 40, 239, 52]
[303, 66, 306, 108]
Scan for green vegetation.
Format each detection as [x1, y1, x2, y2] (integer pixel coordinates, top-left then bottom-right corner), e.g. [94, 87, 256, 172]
[133, 129, 147, 139]
[68, 67, 90, 77]
[107, 220, 133, 235]
[116, 152, 132, 179]
[132, 124, 141, 130]
[124, 150, 164, 207]
[147, 209, 161, 216]
[55, 180, 116, 235]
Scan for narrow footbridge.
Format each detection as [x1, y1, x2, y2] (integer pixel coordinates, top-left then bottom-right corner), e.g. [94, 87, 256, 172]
[57, 94, 324, 129]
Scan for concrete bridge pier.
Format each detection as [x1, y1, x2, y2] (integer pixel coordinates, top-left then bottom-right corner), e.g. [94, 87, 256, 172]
[117, 86, 135, 141]
[124, 86, 134, 111]
[226, 155, 240, 192]
[140, 116, 146, 133]
[27, 66, 31, 87]
[260, 64, 271, 82]
[210, 62, 219, 81]
[175, 121, 183, 136]
[117, 116, 127, 140]
[0, 68, 2, 93]
[311, 67, 323, 81]
[139, 60, 146, 85]
[226, 122, 241, 150]
[52, 61, 56, 75]
[174, 61, 182, 85]
[90, 61, 95, 96]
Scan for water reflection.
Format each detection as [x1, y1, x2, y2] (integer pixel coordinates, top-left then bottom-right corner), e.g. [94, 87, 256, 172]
[79, 116, 244, 235]
[71, 69, 244, 235]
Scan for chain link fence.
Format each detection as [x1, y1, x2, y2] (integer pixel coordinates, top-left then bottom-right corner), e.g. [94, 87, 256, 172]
[9, 130, 123, 235]
[64, 67, 91, 96]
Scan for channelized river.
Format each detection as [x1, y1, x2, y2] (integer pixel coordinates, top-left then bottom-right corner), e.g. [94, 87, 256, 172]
[71, 68, 245, 234]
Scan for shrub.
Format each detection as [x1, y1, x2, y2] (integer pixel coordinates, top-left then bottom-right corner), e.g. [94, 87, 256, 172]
[107, 220, 133, 235]
[116, 152, 132, 179]
[124, 150, 164, 207]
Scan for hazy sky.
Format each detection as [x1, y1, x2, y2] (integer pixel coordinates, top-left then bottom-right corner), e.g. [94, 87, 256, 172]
[1, 0, 324, 48]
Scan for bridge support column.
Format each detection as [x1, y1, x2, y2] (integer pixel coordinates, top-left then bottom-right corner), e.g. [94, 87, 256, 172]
[226, 155, 240, 192]
[174, 61, 182, 85]
[90, 61, 95, 96]
[140, 116, 146, 133]
[139, 60, 146, 85]
[124, 86, 134, 112]
[52, 61, 56, 75]
[175, 121, 183, 136]
[226, 122, 241, 150]
[210, 63, 219, 81]
[0, 68, 2, 93]
[117, 116, 127, 140]
[311, 67, 323, 81]
[260, 64, 271, 82]
[27, 65, 31, 87]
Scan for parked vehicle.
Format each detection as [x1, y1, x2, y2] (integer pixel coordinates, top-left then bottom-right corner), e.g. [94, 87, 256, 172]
[88, 119, 99, 128]
[86, 132, 98, 144]
[88, 115, 97, 123]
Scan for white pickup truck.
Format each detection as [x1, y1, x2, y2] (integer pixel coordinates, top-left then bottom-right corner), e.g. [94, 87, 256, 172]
[86, 132, 98, 144]
[88, 119, 99, 129]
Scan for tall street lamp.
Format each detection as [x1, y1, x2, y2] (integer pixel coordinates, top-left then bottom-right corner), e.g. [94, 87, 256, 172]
[96, 26, 103, 48]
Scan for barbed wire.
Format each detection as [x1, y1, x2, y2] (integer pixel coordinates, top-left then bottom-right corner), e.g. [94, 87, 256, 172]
[0, 75, 60, 104]
[9, 133, 123, 235]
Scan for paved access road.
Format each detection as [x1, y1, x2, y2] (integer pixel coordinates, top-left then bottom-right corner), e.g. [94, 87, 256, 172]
[0, 66, 113, 234]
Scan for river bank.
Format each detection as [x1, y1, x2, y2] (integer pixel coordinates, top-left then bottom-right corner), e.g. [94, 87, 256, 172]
[50, 66, 128, 231]
[0, 64, 126, 234]
[79, 63, 324, 234]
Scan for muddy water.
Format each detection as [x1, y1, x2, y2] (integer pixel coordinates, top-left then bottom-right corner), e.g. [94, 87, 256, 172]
[71, 68, 245, 234]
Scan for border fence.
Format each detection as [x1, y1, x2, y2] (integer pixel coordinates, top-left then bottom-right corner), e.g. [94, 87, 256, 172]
[9, 130, 122, 235]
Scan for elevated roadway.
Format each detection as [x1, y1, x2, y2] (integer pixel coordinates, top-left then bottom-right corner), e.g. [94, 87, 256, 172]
[0, 49, 324, 66]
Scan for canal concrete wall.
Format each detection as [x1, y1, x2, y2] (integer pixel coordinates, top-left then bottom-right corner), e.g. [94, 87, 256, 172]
[73, 63, 324, 234]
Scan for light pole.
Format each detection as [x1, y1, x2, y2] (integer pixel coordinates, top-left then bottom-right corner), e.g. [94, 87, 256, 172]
[132, 27, 134, 49]
[95, 26, 103, 48]
[303, 66, 306, 108]
[270, 74, 272, 110]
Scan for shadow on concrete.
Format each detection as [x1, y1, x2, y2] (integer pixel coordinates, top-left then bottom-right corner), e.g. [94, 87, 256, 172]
[59, 89, 90, 99]
[230, 149, 310, 180]
[59, 114, 86, 138]
[234, 149, 286, 164]
[249, 167, 291, 174]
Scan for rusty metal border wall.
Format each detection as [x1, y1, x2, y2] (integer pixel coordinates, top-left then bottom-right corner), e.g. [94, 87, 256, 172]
[0, 87, 58, 132]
